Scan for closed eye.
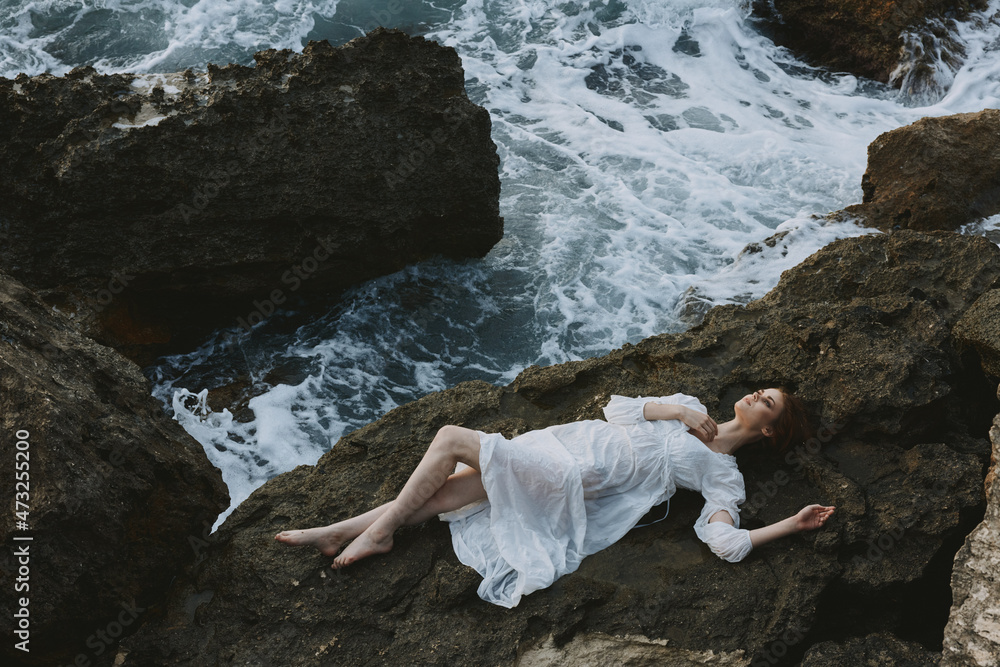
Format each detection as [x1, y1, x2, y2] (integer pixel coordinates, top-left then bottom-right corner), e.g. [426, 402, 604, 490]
[759, 389, 773, 408]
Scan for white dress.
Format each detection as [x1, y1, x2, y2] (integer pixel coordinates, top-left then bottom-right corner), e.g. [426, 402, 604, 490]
[439, 394, 754, 608]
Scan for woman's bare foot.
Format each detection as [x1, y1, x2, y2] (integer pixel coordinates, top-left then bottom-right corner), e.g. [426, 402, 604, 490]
[274, 525, 349, 557]
[331, 529, 393, 569]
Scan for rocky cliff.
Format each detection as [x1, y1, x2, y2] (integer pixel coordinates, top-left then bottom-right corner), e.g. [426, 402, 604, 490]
[846, 109, 1000, 233]
[941, 407, 1000, 666]
[0, 29, 502, 364]
[751, 0, 988, 96]
[114, 230, 1000, 666]
[0, 270, 229, 667]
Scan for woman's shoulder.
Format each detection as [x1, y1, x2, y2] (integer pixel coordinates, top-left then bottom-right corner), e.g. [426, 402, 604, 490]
[704, 451, 745, 489]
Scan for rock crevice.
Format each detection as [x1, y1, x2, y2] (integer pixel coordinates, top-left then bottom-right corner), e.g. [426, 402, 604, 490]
[0, 270, 229, 667]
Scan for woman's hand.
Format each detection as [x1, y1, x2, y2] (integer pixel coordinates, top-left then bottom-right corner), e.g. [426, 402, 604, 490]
[793, 504, 835, 532]
[640, 403, 718, 441]
[678, 406, 718, 442]
[748, 504, 836, 548]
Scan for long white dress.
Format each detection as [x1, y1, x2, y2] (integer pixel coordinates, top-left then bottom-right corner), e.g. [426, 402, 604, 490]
[439, 394, 754, 608]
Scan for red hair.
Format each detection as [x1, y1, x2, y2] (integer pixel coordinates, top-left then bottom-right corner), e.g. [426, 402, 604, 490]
[763, 389, 812, 454]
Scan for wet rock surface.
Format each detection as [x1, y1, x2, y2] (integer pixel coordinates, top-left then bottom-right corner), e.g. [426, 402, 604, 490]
[941, 409, 1000, 666]
[846, 110, 1000, 233]
[115, 230, 999, 666]
[0, 28, 502, 365]
[750, 0, 988, 88]
[0, 271, 229, 667]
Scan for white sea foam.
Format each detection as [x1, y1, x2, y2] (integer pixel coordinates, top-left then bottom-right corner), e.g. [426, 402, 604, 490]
[961, 213, 1000, 247]
[5, 0, 1000, 521]
[0, 0, 341, 78]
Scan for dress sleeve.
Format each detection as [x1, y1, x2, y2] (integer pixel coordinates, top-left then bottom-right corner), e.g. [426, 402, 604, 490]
[693, 463, 753, 563]
[602, 393, 707, 425]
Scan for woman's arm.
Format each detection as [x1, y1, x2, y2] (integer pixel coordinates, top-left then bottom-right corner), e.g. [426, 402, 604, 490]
[708, 504, 835, 548]
[643, 402, 718, 441]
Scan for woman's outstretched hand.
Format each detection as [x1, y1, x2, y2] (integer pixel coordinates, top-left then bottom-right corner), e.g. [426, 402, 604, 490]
[794, 504, 835, 532]
[748, 504, 836, 548]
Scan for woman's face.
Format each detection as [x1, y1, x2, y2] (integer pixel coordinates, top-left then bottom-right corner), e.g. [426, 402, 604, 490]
[735, 388, 784, 437]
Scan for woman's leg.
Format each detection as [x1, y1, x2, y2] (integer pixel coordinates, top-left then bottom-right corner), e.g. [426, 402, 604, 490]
[332, 425, 482, 568]
[275, 426, 485, 560]
[274, 503, 392, 556]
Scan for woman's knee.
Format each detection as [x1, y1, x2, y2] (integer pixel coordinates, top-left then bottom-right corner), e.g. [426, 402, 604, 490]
[432, 425, 479, 466]
[433, 425, 467, 451]
[435, 425, 463, 441]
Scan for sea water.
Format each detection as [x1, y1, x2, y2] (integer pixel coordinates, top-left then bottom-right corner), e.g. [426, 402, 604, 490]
[3, 0, 1000, 524]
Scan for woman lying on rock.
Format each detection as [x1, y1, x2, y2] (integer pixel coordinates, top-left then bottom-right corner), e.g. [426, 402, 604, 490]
[275, 389, 835, 607]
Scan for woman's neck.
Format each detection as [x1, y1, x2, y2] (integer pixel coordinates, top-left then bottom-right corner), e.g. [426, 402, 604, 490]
[693, 418, 761, 455]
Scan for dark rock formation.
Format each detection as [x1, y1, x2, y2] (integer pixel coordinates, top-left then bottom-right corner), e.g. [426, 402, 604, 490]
[941, 408, 1000, 666]
[954, 289, 1000, 378]
[115, 230, 999, 666]
[801, 632, 941, 665]
[751, 0, 987, 88]
[0, 28, 502, 365]
[0, 270, 229, 667]
[845, 110, 1000, 233]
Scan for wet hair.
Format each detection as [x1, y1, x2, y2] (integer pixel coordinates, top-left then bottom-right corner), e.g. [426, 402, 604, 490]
[763, 389, 812, 454]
